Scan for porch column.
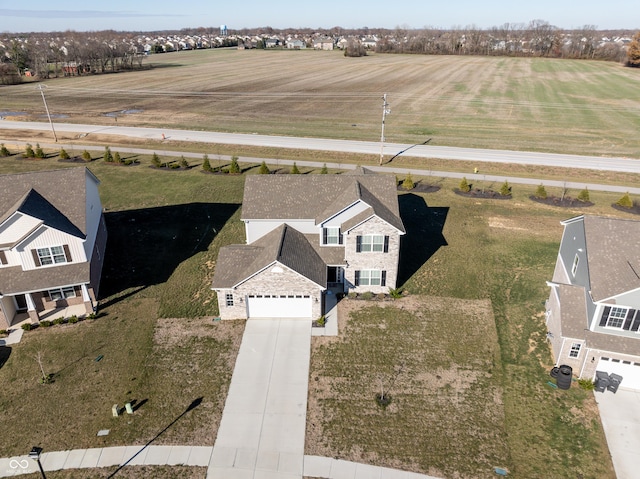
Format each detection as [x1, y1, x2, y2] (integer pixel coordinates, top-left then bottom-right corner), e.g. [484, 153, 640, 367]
[81, 284, 94, 314]
[26, 293, 40, 323]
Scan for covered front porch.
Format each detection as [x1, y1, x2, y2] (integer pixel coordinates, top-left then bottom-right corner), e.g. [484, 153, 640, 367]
[0, 283, 95, 329]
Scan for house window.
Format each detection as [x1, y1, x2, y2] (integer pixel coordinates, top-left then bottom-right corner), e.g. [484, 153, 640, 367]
[48, 286, 76, 301]
[569, 343, 581, 358]
[571, 254, 579, 277]
[225, 293, 234, 307]
[323, 227, 341, 245]
[360, 235, 384, 252]
[37, 246, 67, 266]
[605, 307, 628, 329]
[355, 269, 386, 286]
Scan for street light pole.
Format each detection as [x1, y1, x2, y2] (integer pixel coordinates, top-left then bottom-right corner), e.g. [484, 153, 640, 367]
[37, 84, 58, 143]
[379, 93, 390, 165]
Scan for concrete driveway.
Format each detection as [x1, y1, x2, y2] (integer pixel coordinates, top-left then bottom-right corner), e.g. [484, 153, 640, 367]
[595, 388, 640, 479]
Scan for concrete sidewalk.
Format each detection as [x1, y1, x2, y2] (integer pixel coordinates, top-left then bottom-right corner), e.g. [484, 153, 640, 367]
[0, 445, 213, 477]
[207, 319, 311, 478]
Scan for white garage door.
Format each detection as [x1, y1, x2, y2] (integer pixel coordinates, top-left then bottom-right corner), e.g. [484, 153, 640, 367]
[246, 295, 312, 319]
[596, 357, 640, 391]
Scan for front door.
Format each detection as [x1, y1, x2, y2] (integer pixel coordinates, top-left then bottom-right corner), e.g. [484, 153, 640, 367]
[14, 294, 28, 312]
[327, 267, 344, 291]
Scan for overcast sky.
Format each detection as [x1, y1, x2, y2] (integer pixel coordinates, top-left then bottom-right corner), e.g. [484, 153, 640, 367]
[0, 0, 637, 33]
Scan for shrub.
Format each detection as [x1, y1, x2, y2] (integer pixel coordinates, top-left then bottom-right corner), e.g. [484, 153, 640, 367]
[151, 152, 162, 167]
[0, 143, 10, 157]
[24, 143, 35, 158]
[68, 315, 79, 324]
[459, 177, 471, 192]
[500, 180, 511, 196]
[259, 161, 270, 174]
[170, 162, 181, 169]
[347, 292, 358, 299]
[229, 156, 241, 174]
[0, 329, 8, 336]
[87, 313, 97, 320]
[82, 150, 92, 161]
[113, 152, 122, 164]
[578, 378, 595, 391]
[616, 192, 633, 208]
[59, 148, 70, 160]
[577, 188, 590, 202]
[53, 317, 65, 325]
[22, 323, 33, 331]
[315, 316, 326, 326]
[320, 163, 328, 174]
[202, 154, 212, 172]
[104, 146, 113, 162]
[290, 162, 301, 174]
[124, 159, 134, 166]
[401, 173, 415, 190]
[180, 156, 189, 168]
[388, 287, 403, 299]
[34, 143, 45, 158]
[535, 184, 547, 199]
[360, 291, 374, 300]
[39, 320, 52, 327]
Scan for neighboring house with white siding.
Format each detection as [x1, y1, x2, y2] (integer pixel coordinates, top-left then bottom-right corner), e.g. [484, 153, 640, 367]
[0, 167, 107, 328]
[212, 168, 405, 320]
[546, 215, 640, 391]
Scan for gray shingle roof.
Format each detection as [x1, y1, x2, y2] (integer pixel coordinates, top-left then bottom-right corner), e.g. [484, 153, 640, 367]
[212, 224, 327, 289]
[241, 172, 405, 233]
[0, 167, 93, 237]
[0, 262, 91, 295]
[559, 284, 640, 357]
[583, 216, 640, 301]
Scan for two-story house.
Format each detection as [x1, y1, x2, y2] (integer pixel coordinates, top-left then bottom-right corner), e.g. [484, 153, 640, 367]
[211, 168, 405, 320]
[546, 215, 640, 391]
[0, 167, 107, 329]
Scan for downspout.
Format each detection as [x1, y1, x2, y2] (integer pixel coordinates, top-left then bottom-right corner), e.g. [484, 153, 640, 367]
[556, 338, 567, 367]
[579, 347, 593, 379]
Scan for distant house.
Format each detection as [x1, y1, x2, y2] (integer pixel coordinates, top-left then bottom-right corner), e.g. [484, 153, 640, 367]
[211, 168, 405, 320]
[313, 38, 334, 50]
[0, 168, 107, 329]
[265, 38, 279, 48]
[546, 215, 640, 391]
[287, 39, 306, 50]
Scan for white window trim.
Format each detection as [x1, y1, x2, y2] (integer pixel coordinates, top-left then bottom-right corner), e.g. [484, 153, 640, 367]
[38, 246, 67, 266]
[359, 269, 382, 286]
[48, 286, 76, 301]
[324, 227, 340, 245]
[605, 306, 628, 329]
[569, 342, 581, 358]
[360, 234, 384, 252]
[225, 293, 234, 307]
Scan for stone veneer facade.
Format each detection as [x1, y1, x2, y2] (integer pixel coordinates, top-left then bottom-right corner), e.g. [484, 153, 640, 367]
[216, 263, 323, 320]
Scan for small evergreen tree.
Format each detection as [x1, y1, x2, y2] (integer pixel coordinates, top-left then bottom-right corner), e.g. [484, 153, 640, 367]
[24, 143, 35, 158]
[535, 184, 547, 199]
[34, 143, 45, 158]
[113, 151, 122, 164]
[229, 156, 240, 174]
[616, 192, 634, 208]
[402, 173, 415, 190]
[320, 163, 329, 174]
[180, 156, 189, 168]
[500, 180, 511, 196]
[59, 148, 70, 160]
[290, 162, 301, 174]
[1, 144, 11, 157]
[151, 152, 162, 167]
[103, 146, 113, 162]
[459, 177, 471, 192]
[82, 150, 92, 162]
[202, 154, 212, 172]
[577, 188, 590, 202]
[258, 161, 270, 174]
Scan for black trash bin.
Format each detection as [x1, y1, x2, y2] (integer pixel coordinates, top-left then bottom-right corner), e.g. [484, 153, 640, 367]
[607, 373, 623, 393]
[594, 371, 610, 393]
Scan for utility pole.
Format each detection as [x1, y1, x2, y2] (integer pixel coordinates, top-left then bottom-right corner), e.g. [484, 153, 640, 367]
[37, 84, 57, 143]
[379, 93, 390, 165]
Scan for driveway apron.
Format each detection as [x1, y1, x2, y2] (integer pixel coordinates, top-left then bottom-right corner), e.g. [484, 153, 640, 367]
[208, 319, 311, 479]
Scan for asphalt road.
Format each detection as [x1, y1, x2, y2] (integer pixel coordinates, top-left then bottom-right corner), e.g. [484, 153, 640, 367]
[2, 119, 640, 173]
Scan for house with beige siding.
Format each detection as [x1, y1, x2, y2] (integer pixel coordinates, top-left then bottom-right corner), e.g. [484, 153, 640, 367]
[0, 167, 107, 329]
[546, 215, 640, 391]
[212, 168, 405, 320]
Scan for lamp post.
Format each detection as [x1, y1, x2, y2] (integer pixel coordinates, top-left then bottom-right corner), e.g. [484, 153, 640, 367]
[29, 446, 47, 479]
[379, 93, 390, 165]
[37, 84, 58, 143]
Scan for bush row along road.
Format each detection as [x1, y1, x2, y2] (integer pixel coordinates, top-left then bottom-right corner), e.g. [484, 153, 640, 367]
[1, 120, 640, 195]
